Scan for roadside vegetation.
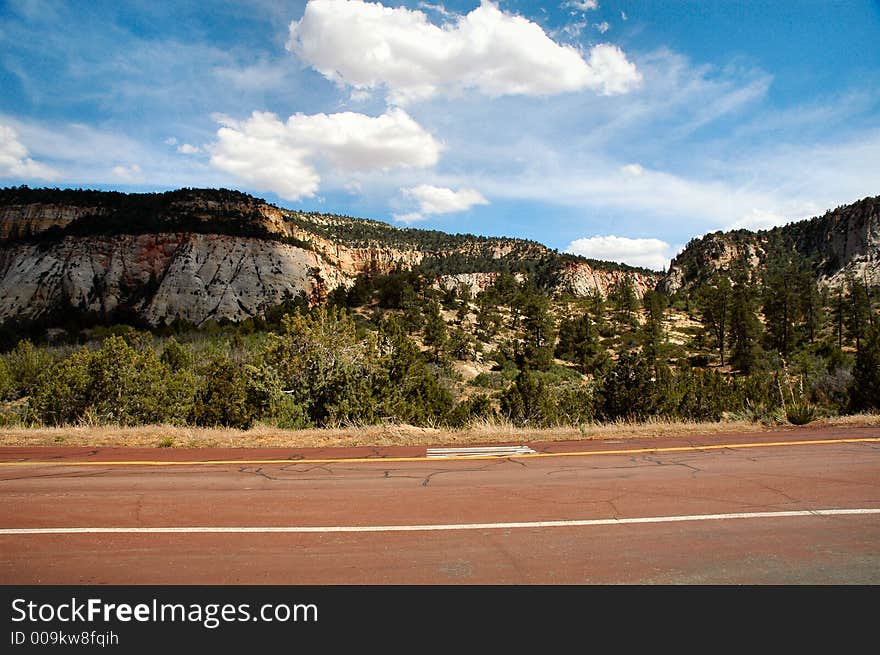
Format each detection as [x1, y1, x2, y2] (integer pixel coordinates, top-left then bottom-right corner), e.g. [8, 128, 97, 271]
[1, 248, 878, 442]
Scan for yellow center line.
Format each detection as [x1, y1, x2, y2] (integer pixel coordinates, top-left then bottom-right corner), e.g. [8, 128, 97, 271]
[0, 436, 877, 467]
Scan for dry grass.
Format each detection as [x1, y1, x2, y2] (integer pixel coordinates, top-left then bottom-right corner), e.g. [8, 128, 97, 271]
[1, 414, 877, 449]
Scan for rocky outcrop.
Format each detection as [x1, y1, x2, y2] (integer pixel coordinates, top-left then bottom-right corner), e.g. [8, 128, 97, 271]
[557, 262, 661, 298]
[0, 233, 348, 326]
[0, 204, 109, 240]
[435, 272, 512, 296]
[10, 187, 874, 328]
[663, 195, 880, 294]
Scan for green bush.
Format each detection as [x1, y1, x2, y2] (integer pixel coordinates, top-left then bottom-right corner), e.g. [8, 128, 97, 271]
[5, 340, 55, 398]
[30, 349, 93, 425]
[786, 400, 818, 425]
[500, 368, 558, 427]
[190, 359, 252, 429]
[0, 358, 12, 401]
[30, 337, 194, 426]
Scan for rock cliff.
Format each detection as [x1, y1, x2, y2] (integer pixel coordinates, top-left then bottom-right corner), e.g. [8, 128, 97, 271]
[9, 187, 874, 328]
[663, 195, 880, 294]
[0, 187, 658, 326]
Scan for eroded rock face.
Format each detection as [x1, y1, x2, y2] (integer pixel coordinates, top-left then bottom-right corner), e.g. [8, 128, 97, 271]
[435, 272, 505, 296]
[0, 234, 348, 326]
[663, 195, 880, 294]
[557, 262, 661, 298]
[4, 189, 873, 328]
[0, 204, 108, 240]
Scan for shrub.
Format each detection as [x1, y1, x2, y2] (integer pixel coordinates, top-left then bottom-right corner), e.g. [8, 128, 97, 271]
[500, 368, 558, 427]
[786, 400, 818, 425]
[5, 339, 55, 398]
[190, 359, 252, 429]
[30, 349, 93, 425]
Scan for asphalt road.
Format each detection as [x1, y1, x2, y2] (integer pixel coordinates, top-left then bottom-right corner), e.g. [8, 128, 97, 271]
[1, 427, 879, 584]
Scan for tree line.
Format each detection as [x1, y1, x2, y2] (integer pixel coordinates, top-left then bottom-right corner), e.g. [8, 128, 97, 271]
[0, 257, 878, 430]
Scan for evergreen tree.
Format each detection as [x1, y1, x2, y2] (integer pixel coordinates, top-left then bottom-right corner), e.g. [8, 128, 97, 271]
[696, 273, 732, 366]
[799, 269, 823, 344]
[610, 275, 639, 329]
[475, 293, 502, 342]
[832, 285, 846, 349]
[850, 323, 880, 412]
[762, 258, 803, 357]
[586, 290, 609, 336]
[517, 291, 555, 371]
[846, 277, 872, 352]
[640, 290, 669, 371]
[728, 261, 763, 373]
[500, 368, 557, 427]
[555, 311, 602, 373]
[422, 299, 448, 362]
[598, 351, 656, 421]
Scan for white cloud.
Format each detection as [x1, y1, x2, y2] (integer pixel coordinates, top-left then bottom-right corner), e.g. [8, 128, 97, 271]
[110, 163, 143, 182]
[0, 123, 58, 180]
[565, 235, 674, 270]
[563, 1, 599, 11]
[177, 143, 201, 155]
[208, 108, 441, 200]
[394, 184, 489, 223]
[349, 89, 372, 103]
[287, 0, 640, 105]
[559, 20, 588, 39]
[596, 21, 610, 33]
[417, 2, 452, 17]
[728, 209, 792, 231]
[621, 163, 644, 176]
[164, 136, 178, 146]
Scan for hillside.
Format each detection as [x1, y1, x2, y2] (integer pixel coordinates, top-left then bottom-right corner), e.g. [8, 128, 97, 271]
[664, 195, 880, 295]
[0, 187, 660, 327]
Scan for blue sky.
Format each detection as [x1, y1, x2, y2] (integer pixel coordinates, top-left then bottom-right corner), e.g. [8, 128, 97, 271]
[1, 0, 879, 270]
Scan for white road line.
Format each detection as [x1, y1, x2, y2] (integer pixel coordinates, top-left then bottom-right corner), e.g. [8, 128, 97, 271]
[2, 508, 878, 535]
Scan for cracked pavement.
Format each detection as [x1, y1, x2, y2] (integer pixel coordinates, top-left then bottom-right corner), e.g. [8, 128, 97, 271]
[1, 428, 879, 583]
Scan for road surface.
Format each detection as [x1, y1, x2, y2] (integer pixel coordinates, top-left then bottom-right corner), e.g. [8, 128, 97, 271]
[1, 426, 878, 584]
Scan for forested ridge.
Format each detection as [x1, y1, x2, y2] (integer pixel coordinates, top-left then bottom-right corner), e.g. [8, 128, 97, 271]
[1, 187, 878, 431]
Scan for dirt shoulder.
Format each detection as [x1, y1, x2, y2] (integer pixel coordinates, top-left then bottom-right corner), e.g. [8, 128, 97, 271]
[0, 415, 877, 450]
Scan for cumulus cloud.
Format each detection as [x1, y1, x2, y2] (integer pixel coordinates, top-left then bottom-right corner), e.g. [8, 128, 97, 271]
[287, 0, 641, 105]
[596, 21, 610, 33]
[0, 124, 58, 180]
[394, 184, 489, 223]
[565, 235, 674, 271]
[177, 143, 201, 155]
[208, 108, 441, 200]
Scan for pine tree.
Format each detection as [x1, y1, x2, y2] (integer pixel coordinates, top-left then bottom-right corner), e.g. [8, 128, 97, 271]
[555, 311, 601, 373]
[610, 275, 639, 329]
[422, 299, 448, 363]
[832, 285, 846, 349]
[517, 291, 555, 371]
[598, 351, 656, 421]
[640, 290, 669, 371]
[850, 323, 880, 412]
[762, 257, 803, 356]
[696, 273, 732, 366]
[846, 277, 872, 352]
[728, 260, 762, 373]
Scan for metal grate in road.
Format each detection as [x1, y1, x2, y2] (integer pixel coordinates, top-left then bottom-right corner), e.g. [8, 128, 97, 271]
[425, 445, 537, 459]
